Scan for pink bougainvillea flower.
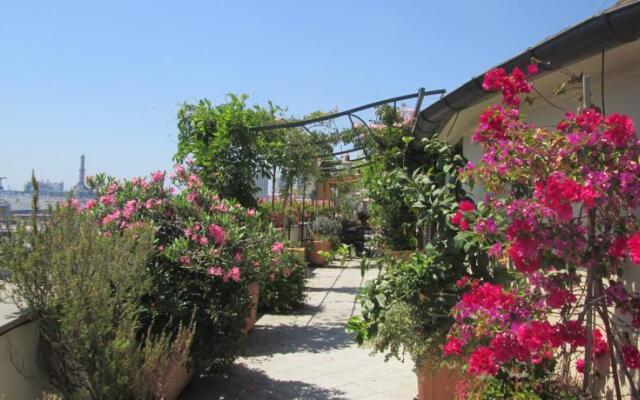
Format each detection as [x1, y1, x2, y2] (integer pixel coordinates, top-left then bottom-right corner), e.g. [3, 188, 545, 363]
[603, 113, 636, 147]
[546, 287, 576, 309]
[508, 237, 541, 273]
[576, 358, 585, 373]
[627, 233, 640, 264]
[208, 224, 226, 246]
[443, 337, 465, 357]
[527, 63, 539, 75]
[609, 236, 628, 259]
[458, 200, 476, 212]
[468, 346, 499, 376]
[271, 241, 285, 253]
[623, 345, 640, 369]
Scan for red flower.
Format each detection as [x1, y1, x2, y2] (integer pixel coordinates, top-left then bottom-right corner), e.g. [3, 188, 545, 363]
[443, 337, 465, 357]
[627, 233, 640, 264]
[546, 287, 576, 309]
[508, 237, 541, 273]
[609, 236, 628, 259]
[459, 200, 476, 212]
[468, 346, 499, 376]
[603, 113, 636, 147]
[527, 63, 539, 75]
[576, 358, 585, 373]
[623, 345, 640, 369]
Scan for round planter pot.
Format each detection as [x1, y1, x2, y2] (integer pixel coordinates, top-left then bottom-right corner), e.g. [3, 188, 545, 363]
[387, 249, 414, 261]
[308, 240, 331, 266]
[416, 364, 460, 400]
[162, 360, 193, 400]
[241, 282, 260, 334]
[288, 247, 306, 258]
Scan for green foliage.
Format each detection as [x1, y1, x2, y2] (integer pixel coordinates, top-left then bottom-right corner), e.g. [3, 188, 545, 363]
[310, 215, 341, 242]
[347, 137, 502, 369]
[348, 247, 467, 368]
[0, 207, 161, 399]
[259, 250, 307, 313]
[175, 94, 277, 207]
[466, 375, 593, 400]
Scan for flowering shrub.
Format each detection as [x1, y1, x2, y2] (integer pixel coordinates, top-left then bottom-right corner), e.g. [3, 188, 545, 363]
[258, 249, 307, 313]
[445, 64, 640, 398]
[87, 164, 284, 374]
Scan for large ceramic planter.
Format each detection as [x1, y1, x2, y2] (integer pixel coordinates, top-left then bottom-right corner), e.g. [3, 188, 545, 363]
[416, 364, 460, 400]
[241, 282, 260, 334]
[161, 360, 193, 400]
[308, 240, 331, 266]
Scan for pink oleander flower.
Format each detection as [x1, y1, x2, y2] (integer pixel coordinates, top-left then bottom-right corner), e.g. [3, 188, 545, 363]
[186, 191, 198, 203]
[199, 236, 209, 246]
[208, 224, 226, 246]
[234, 251, 243, 263]
[247, 208, 256, 217]
[151, 170, 165, 183]
[271, 241, 285, 253]
[207, 266, 224, 277]
[122, 199, 138, 219]
[627, 233, 640, 264]
[228, 266, 241, 282]
[99, 194, 116, 206]
[179, 256, 191, 265]
[187, 174, 202, 189]
[83, 199, 97, 210]
[283, 267, 292, 278]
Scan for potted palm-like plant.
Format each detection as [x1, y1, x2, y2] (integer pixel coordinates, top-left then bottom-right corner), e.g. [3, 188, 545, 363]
[308, 216, 340, 266]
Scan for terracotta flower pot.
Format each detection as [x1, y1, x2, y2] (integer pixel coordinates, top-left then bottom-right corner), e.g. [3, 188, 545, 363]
[162, 360, 193, 400]
[387, 249, 414, 261]
[288, 247, 306, 258]
[308, 240, 331, 266]
[241, 281, 260, 334]
[416, 364, 460, 400]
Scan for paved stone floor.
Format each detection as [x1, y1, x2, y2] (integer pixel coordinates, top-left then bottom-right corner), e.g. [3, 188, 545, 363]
[181, 259, 417, 400]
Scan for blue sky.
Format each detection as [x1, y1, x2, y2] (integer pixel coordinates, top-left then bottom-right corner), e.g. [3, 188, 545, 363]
[0, 0, 613, 189]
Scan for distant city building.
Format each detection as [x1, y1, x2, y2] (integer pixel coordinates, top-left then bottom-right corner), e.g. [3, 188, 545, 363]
[254, 173, 270, 199]
[0, 155, 95, 217]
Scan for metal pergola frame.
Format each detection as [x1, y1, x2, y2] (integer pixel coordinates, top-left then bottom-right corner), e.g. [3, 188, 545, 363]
[251, 87, 446, 243]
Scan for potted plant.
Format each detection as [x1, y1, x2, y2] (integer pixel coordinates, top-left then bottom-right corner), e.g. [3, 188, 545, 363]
[308, 216, 340, 266]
